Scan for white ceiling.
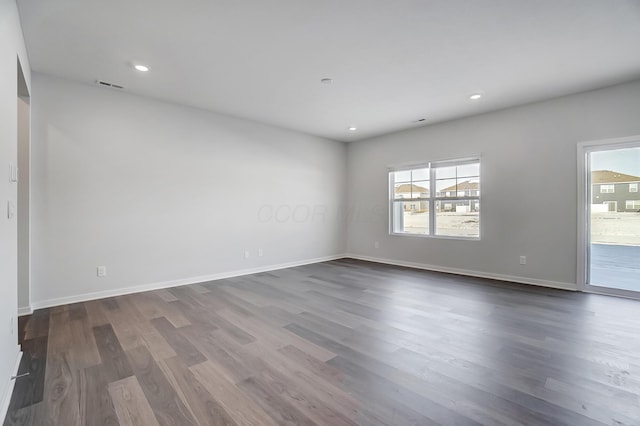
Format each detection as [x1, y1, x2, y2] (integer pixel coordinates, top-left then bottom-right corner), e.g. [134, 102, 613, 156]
[16, 0, 640, 142]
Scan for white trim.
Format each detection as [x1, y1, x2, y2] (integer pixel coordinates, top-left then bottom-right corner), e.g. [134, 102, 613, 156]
[345, 254, 577, 291]
[625, 200, 640, 210]
[17, 306, 32, 317]
[1, 349, 22, 423]
[388, 155, 481, 172]
[577, 135, 640, 295]
[25, 251, 582, 314]
[389, 157, 481, 240]
[30, 254, 346, 310]
[576, 142, 589, 291]
[578, 284, 640, 301]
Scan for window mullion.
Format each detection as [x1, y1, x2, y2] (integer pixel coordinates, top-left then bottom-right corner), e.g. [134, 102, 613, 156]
[429, 167, 436, 235]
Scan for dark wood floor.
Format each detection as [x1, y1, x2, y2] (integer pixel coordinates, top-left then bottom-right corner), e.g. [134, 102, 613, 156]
[4, 259, 640, 425]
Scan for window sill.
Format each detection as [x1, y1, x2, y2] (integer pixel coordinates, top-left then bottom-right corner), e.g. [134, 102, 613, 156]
[390, 232, 480, 241]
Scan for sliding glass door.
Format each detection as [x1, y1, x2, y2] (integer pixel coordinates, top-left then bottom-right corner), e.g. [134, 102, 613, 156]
[579, 137, 640, 298]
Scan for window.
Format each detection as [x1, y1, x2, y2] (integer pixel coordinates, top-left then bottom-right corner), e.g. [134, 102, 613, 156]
[626, 200, 640, 210]
[600, 184, 614, 193]
[390, 157, 480, 238]
[630, 183, 638, 193]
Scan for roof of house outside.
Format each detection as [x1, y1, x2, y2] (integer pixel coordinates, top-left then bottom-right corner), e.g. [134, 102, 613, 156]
[592, 170, 640, 184]
[395, 184, 427, 193]
[440, 180, 479, 192]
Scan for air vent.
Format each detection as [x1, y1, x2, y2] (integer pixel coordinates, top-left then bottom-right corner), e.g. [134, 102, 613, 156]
[96, 80, 124, 90]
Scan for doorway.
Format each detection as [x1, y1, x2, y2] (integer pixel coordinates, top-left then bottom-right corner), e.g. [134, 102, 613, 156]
[17, 59, 30, 315]
[578, 136, 640, 298]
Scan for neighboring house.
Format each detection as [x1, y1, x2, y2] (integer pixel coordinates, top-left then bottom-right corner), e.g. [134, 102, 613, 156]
[394, 183, 428, 211]
[592, 170, 640, 212]
[437, 180, 480, 212]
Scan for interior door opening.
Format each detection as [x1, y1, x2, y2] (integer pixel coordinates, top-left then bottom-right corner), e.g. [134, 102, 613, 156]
[17, 58, 30, 315]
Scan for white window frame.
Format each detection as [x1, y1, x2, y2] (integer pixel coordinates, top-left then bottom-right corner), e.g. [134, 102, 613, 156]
[577, 134, 640, 300]
[626, 200, 640, 210]
[600, 184, 615, 193]
[630, 183, 638, 193]
[389, 156, 481, 240]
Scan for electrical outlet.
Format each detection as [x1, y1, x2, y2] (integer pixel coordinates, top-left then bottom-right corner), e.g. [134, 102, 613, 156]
[519, 256, 526, 265]
[374, 241, 379, 249]
[244, 250, 250, 259]
[97, 266, 107, 277]
[258, 248, 263, 257]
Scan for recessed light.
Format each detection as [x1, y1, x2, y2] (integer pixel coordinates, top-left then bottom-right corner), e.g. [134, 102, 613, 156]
[134, 64, 150, 72]
[348, 126, 357, 131]
[469, 93, 482, 100]
[321, 78, 333, 84]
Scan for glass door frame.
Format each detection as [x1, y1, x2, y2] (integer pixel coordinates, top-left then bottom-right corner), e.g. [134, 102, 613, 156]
[577, 135, 640, 299]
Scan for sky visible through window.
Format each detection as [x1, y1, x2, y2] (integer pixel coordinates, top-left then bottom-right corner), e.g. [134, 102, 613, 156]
[591, 147, 640, 176]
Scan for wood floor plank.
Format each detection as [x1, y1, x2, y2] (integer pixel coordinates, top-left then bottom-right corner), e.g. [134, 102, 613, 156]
[236, 376, 317, 426]
[218, 307, 336, 362]
[10, 336, 47, 409]
[79, 364, 119, 426]
[108, 376, 160, 426]
[46, 310, 72, 356]
[24, 309, 49, 340]
[205, 311, 256, 345]
[238, 348, 362, 426]
[92, 324, 134, 381]
[189, 361, 278, 426]
[186, 321, 364, 426]
[68, 303, 88, 321]
[153, 289, 179, 303]
[150, 317, 206, 366]
[84, 300, 110, 328]
[168, 299, 220, 328]
[37, 353, 81, 426]
[68, 316, 101, 369]
[111, 297, 177, 360]
[159, 356, 238, 426]
[6, 259, 640, 426]
[180, 324, 254, 384]
[126, 346, 197, 426]
[132, 292, 191, 328]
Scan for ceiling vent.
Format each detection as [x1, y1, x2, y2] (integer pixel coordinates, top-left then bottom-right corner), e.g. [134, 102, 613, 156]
[95, 80, 124, 90]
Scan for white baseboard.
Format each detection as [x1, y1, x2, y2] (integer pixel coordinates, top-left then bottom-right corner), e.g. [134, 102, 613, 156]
[17, 306, 32, 317]
[28, 252, 576, 311]
[344, 253, 577, 291]
[30, 254, 347, 310]
[0, 348, 22, 423]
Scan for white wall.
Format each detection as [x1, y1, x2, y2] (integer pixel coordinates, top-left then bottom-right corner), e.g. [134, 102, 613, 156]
[347, 79, 640, 289]
[0, 0, 31, 417]
[30, 73, 347, 308]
